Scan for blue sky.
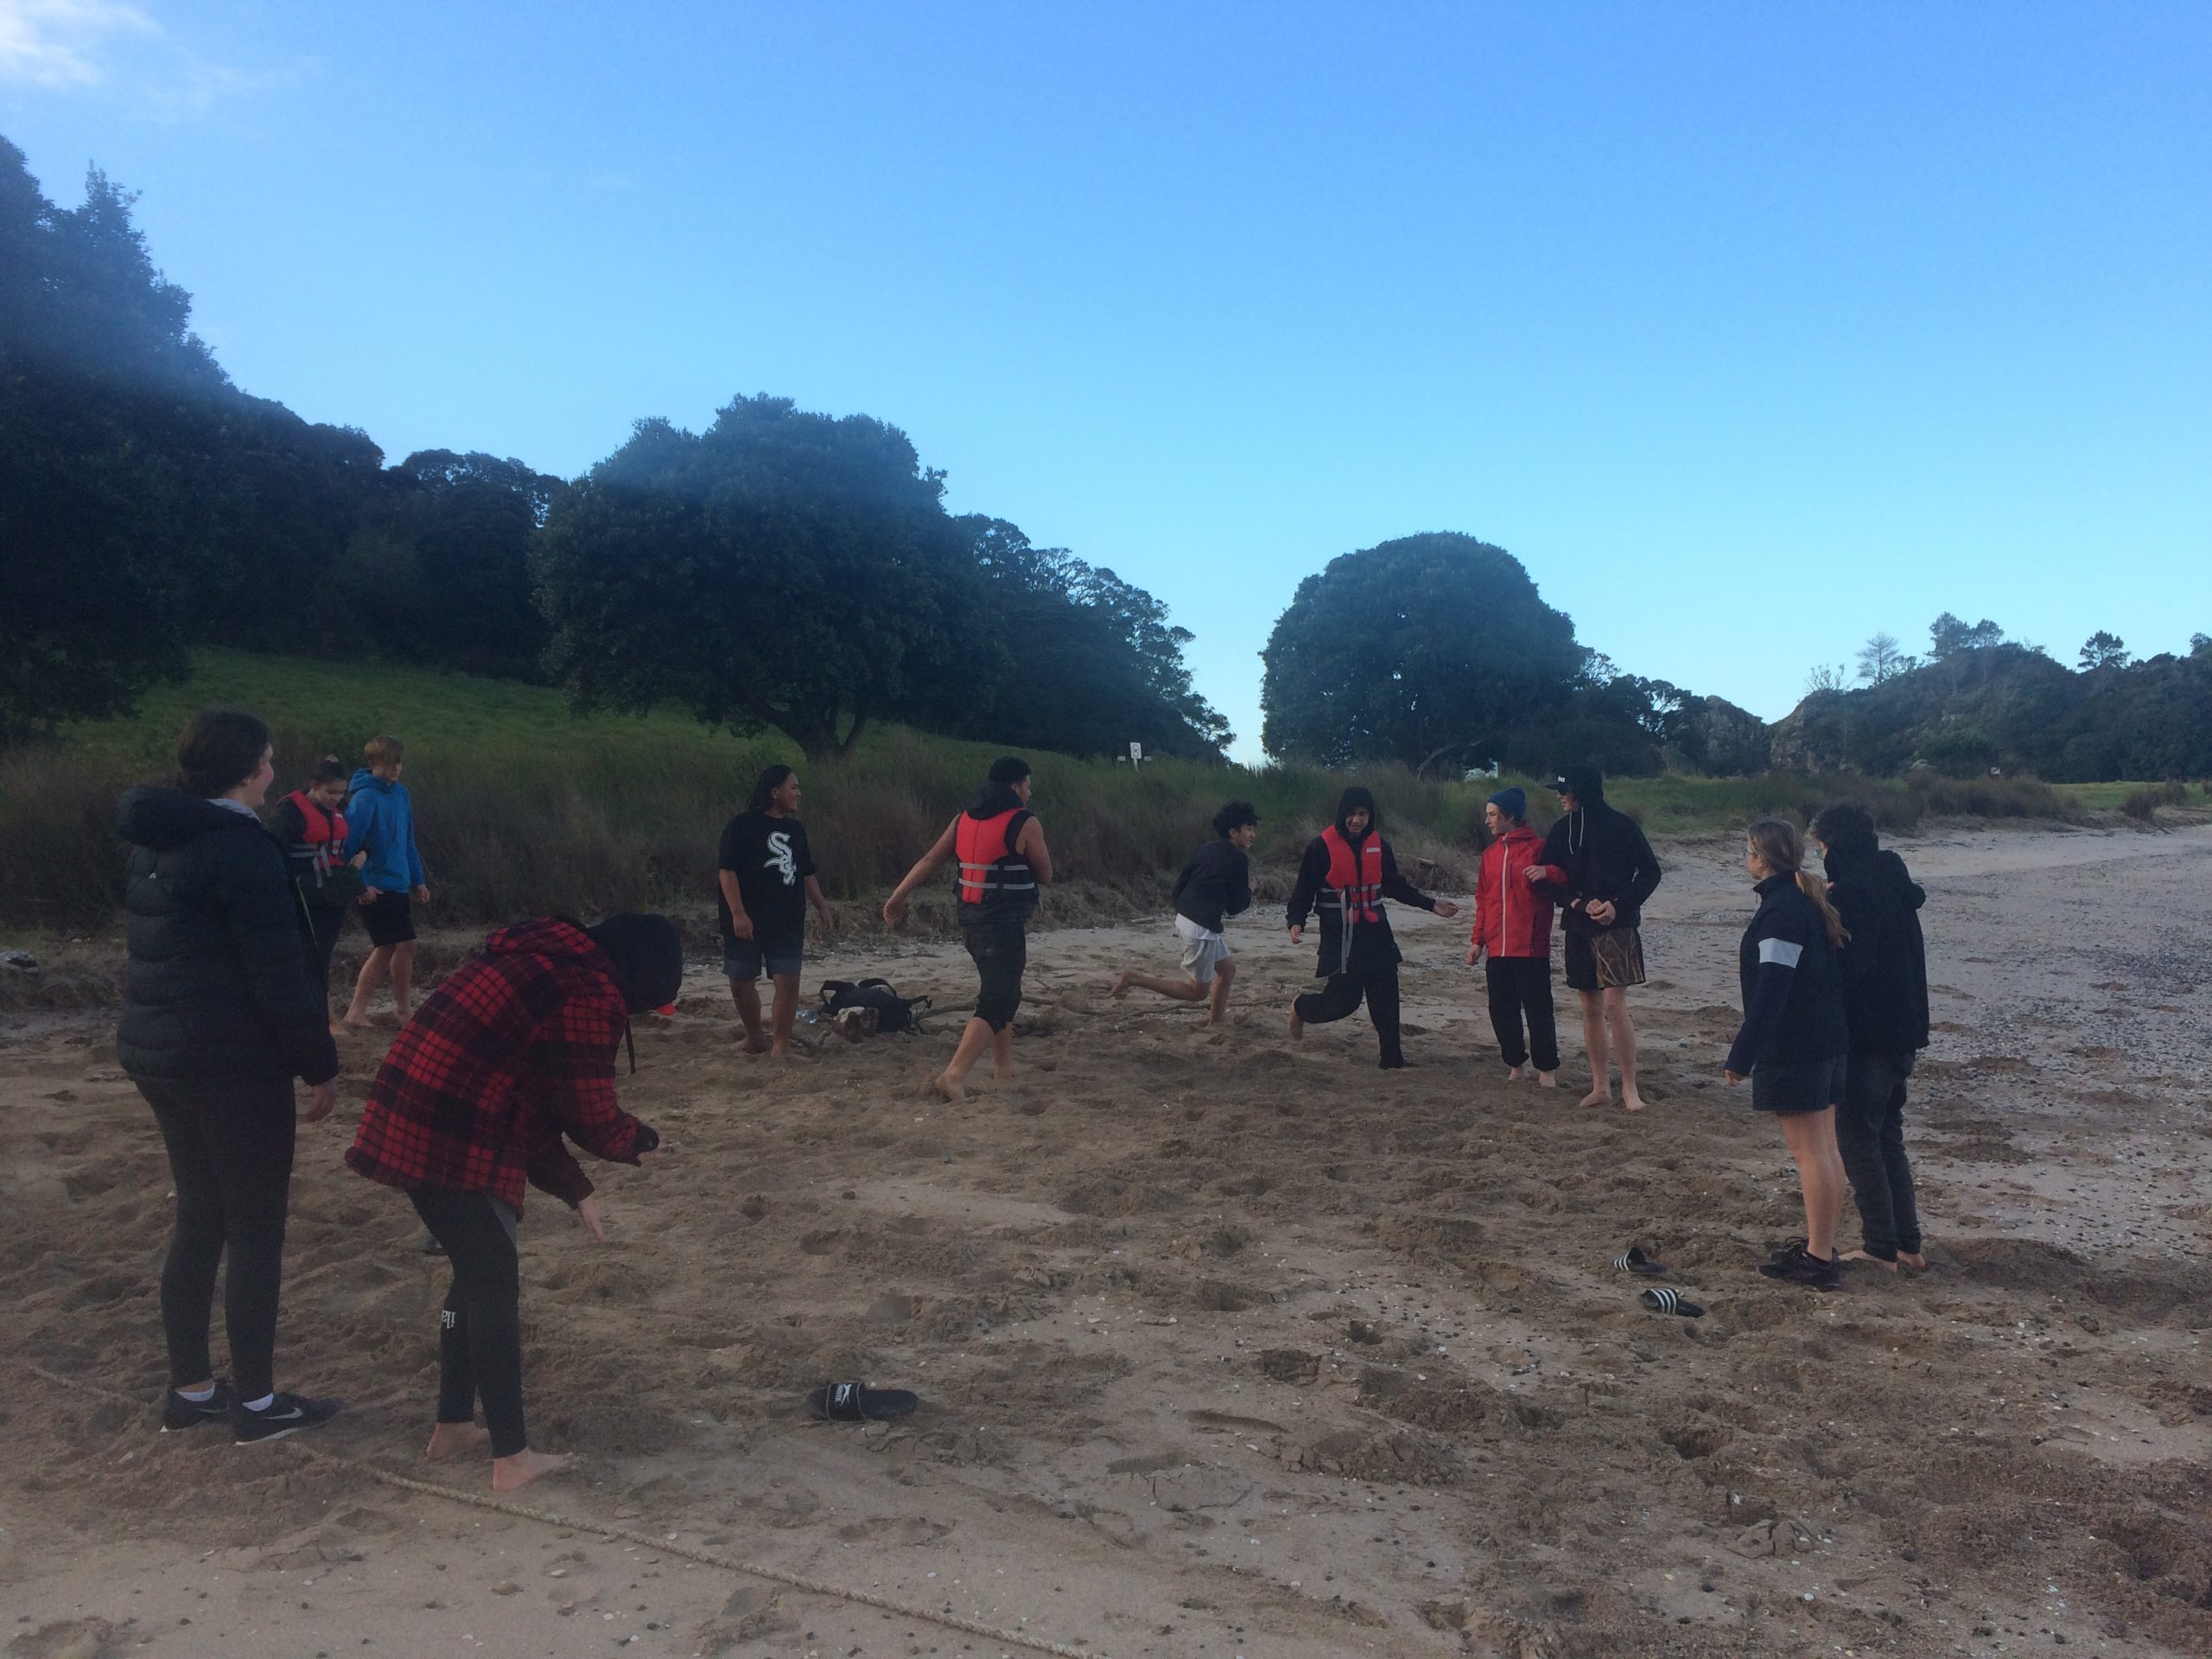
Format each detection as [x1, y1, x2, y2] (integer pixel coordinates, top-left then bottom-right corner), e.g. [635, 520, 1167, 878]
[5, 1, 2207, 759]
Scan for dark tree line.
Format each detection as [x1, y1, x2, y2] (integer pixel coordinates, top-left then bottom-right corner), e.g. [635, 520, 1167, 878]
[1, 139, 1225, 759]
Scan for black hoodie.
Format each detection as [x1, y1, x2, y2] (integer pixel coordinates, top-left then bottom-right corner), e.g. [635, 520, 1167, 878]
[1535, 767, 1662, 936]
[115, 787, 340, 1085]
[1821, 833, 1931, 1055]
[1285, 787, 1439, 975]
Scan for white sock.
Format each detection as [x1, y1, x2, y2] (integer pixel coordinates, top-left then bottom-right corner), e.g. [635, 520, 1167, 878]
[177, 1383, 217, 1402]
[243, 1393, 275, 1412]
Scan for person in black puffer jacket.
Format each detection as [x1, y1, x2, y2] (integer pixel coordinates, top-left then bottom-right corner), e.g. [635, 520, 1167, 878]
[118, 709, 345, 1445]
[1534, 762, 1662, 1111]
[1725, 817, 1853, 1291]
[1813, 800, 1932, 1273]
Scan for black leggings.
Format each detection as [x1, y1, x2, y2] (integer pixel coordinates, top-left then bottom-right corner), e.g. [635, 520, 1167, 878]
[139, 1076, 296, 1400]
[1295, 964, 1406, 1067]
[295, 890, 347, 998]
[962, 918, 1028, 1032]
[1484, 957, 1560, 1072]
[410, 1189, 527, 1457]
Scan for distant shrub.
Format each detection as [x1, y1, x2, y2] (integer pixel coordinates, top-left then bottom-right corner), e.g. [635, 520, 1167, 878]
[2121, 782, 2187, 822]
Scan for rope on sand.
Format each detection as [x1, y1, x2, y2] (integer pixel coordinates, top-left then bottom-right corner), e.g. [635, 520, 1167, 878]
[25, 1363, 1095, 1659]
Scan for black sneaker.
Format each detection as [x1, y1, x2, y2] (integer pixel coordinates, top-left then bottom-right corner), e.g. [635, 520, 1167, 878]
[232, 1391, 344, 1445]
[160, 1378, 235, 1432]
[1758, 1245, 1841, 1291]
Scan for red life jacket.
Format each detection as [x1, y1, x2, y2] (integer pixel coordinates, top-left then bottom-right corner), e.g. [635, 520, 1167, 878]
[284, 791, 349, 874]
[1319, 825, 1383, 925]
[956, 808, 1036, 909]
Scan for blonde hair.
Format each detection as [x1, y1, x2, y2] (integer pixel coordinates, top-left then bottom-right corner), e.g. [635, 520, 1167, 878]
[1746, 817, 1849, 950]
[364, 734, 406, 769]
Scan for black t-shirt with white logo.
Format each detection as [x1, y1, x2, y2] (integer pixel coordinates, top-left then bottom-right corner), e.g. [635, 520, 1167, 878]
[717, 811, 817, 948]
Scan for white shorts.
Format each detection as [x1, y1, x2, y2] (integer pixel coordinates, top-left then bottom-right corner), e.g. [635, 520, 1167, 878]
[1175, 914, 1233, 985]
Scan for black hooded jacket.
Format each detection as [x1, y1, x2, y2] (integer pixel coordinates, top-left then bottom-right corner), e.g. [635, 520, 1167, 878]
[1821, 835, 1930, 1055]
[1535, 768, 1662, 936]
[1285, 787, 1439, 975]
[116, 787, 340, 1085]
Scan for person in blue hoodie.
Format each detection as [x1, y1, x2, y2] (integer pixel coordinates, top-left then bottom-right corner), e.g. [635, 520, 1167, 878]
[341, 734, 430, 1028]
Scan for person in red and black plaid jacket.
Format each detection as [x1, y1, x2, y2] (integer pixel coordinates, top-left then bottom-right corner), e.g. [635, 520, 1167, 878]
[347, 912, 682, 1492]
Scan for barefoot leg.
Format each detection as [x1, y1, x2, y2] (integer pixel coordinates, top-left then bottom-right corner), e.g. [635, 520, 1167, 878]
[425, 1421, 493, 1461]
[1607, 989, 1644, 1111]
[389, 940, 416, 1025]
[1576, 989, 1611, 1105]
[730, 976, 767, 1053]
[491, 1447, 572, 1492]
[1205, 960, 1236, 1027]
[936, 1016, 995, 1100]
[769, 972, 799, 1058]
[1840, 1249, 1899, 1272]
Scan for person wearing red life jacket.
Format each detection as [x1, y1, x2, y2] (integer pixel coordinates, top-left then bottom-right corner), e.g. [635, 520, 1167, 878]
[269, 755, 368, 1026]
[1285, 785, 1459, 1069]
[1463, 786, 1560, 1086]
[883, 757, 1054, 1100]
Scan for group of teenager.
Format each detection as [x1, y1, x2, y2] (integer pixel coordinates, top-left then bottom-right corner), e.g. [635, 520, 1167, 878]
[113, 709, 1927, 1496]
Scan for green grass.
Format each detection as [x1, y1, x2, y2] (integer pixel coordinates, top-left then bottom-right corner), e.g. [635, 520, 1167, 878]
[0, 650, 2093, 931]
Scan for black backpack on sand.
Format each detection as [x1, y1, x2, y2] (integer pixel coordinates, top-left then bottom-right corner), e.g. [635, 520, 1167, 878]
[818, 977, 928, 1033]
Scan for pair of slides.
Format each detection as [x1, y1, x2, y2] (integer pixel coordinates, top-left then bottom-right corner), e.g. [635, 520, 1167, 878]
[1611, 1246, 1706, 1319]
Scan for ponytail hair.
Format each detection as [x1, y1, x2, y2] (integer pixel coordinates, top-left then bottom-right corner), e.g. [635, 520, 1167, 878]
[309, 753, 348, 787]
[746, 764, 797, 815]
[1745, 817, 1849, 950]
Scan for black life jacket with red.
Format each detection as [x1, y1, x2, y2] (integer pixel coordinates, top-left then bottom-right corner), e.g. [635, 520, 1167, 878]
[1319, 825, 1384, 925]
[956, 807, 1037, 914]
[282, 790, 350, 880]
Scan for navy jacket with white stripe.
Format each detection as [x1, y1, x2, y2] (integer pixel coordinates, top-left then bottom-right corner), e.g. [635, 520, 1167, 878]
[1726, 874, 1849, 1075]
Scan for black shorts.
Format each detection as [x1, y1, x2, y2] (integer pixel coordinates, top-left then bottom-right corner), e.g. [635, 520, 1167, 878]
[961, 917, 1027, 1032]
[1751, 1055, 1846, 1115]
[1563, 925, 1645, 993]
[362, 889, 416, 948]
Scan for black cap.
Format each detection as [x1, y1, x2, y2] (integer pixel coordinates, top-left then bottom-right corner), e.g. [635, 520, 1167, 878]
[584, 913, 683, 1014]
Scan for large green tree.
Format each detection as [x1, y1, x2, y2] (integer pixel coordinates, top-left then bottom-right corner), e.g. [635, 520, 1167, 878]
[536, 396, 994, 757]
[1260, 532, 1586, 770]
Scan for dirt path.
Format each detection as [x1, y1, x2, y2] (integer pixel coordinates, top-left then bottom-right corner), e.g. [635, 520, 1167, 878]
[3, 824, 2208, 1658]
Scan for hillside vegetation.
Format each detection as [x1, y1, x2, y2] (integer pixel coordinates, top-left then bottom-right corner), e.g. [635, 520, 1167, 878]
[0, 652, 2101, 933]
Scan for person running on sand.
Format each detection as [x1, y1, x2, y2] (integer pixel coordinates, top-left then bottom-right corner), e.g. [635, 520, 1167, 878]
[1465, 786, 1560, 1085]
[1286, 786, 1459, 1069]
[1812, 801, 1931, 1273]
[1533, 762, 1661, 1111]
[718, 765, 835, 1058]
[271, 753, 368, 1029]
[340, 734, 429, 1029]
[346, 913, 677, 1491]
[1111, 800, 1259, 1026]
[117, 709, 345, 1444]
[882, 757, 1054, 1101]
[1725, 818, 1853, 1292]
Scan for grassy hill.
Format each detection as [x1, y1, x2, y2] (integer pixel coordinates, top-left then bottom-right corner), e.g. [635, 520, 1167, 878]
[1, 650, 2096, 932]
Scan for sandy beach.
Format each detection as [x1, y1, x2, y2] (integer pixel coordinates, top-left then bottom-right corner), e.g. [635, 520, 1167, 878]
[3, 823, 2208, 1658]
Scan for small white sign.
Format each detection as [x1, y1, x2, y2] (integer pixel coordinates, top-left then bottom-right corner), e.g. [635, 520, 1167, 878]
[1128, 742, 1144, 765]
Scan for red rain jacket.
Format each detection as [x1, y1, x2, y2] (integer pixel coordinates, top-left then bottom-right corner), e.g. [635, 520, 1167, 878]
[1471, 823, 1557, 960]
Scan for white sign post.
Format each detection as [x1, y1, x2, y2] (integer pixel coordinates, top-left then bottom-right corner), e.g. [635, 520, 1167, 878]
[1128, 741, 1144, 767]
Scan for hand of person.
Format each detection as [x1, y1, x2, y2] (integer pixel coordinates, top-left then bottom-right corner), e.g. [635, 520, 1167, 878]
[1522, 866, 1547, 886]
[1287, 925, 1303, 945]
[348, 851, 368, 869]
[728, 912, 753, 941]
[1433, 899, 1461, 919]
[1464, 945, 1481, 967]
[304, 1079, 339, 1122]
[815, 905, 836, 934]
[882, 895, 908, 928]
[413, 885, 430, 905]
[575, 1194, 607, 1243]
[1586, 899, 1618, 926]
[1724, 1069, 1745, 1086]
[357, 888, 379, 908]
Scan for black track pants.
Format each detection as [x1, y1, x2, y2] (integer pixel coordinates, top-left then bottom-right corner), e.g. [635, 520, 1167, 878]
[1484, 957, 1560, 1072]
[138, 1076, 297, 1400]
[410, 1189, 527, 1458]
[1836, 1052, 1923, 1259]
[1294, 964, 1406, 1067]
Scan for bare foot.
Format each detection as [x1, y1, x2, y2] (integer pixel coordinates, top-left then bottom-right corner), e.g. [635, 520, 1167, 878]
[340, 1014, 376, 1031]
[1506, 1065, 1529, 1081]
[424, 1421, 492, 1462]
[490, 1447, 571, 1492]
[1621, 1090, 1647, 1114]
[392, 1006, 412, 1027]
[1109, 970, 1134, 998]
[932, 1071, 966, 1103]
[994, 1063, 1022, 1083]
[1840, 1249, 1899, 1272]
[328, 1020, 350, 1038]
[739, 1034, 768, 1055]
[1897, 1252, 1928, 1272]
[1287, 1007, 1304, 1040]
[1535, 1071, 1560, 1090]
[1579, 1086, 1611, 1108]
[769, 1040, 791, 1059]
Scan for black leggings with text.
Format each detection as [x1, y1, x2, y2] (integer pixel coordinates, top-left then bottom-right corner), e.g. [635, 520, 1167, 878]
[410, 1188, 528, 1458]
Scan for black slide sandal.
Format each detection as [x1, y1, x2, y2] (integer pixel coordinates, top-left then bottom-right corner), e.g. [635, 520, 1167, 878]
[1610, 1247, 1668, 1276]
[1638, 1287, 1706, 1319]
[805, 1382, 920, 1423]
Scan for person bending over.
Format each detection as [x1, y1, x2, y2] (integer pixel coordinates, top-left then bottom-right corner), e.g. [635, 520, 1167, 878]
[346, 913, 677, 1491]
[1112, 800, 1259, 1026]
[1465, 786, 1560, 1085]
[1813, 800, 1931, 1273]
[1286, 786, 1459, 1069]
[1533, 762, 1661, 1111]
[883, 757, 1054, 1100]
[718, 764, 835, 1058]
[1725, 818, 1853, 1292]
